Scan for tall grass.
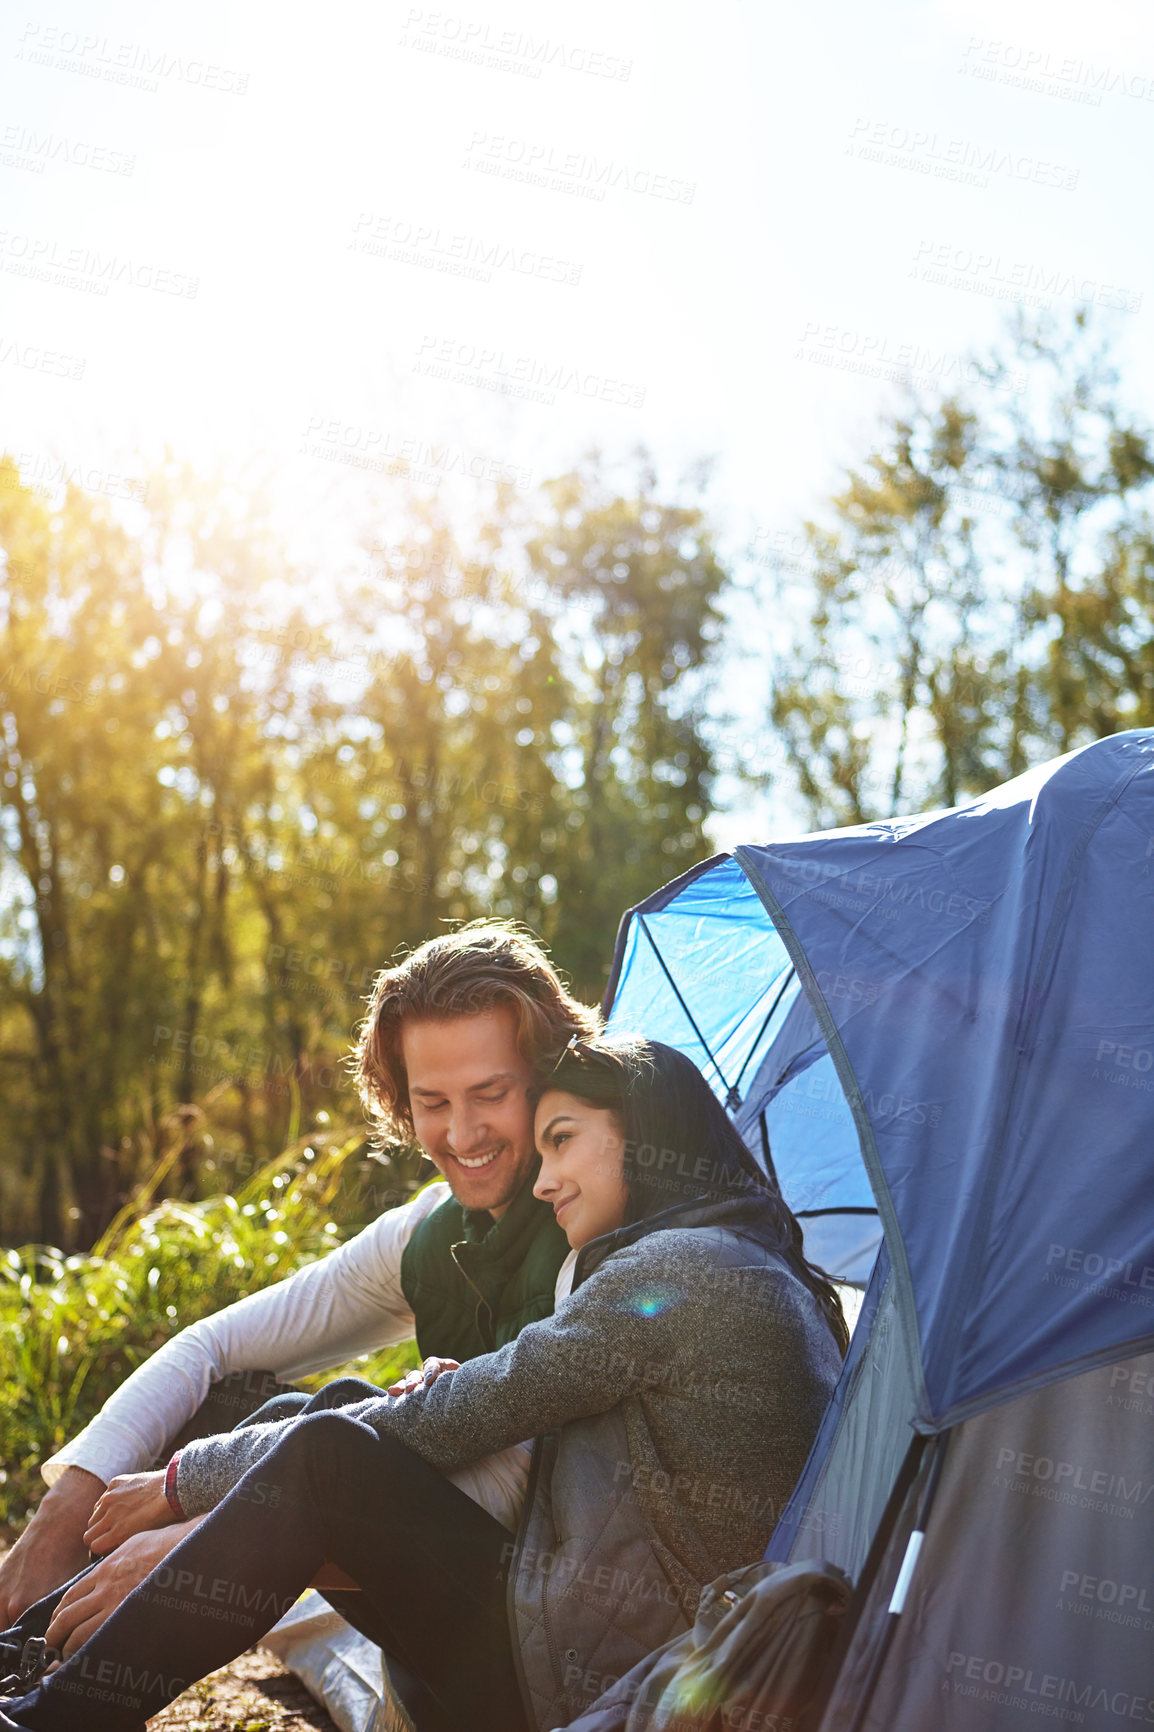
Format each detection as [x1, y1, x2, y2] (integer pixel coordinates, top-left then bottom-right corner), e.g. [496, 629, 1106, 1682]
[1, 1109, 423, 1528]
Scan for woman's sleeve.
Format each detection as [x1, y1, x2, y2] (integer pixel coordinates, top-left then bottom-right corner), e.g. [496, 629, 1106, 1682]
[175, 1237, 698, 1518]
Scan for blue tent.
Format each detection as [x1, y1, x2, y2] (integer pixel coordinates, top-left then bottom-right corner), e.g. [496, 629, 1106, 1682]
[602, 730, 1154, 1730]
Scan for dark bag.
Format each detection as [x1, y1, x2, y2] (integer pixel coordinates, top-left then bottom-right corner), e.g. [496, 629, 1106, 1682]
[607, 1559, 850, 1732]
[641, 1565, 849, 1725]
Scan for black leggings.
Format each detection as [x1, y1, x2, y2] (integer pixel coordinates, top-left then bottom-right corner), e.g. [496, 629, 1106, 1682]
[4, 1405, 529, 1732]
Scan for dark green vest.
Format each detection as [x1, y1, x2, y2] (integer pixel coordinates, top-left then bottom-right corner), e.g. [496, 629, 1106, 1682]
[399, 1168, 570, 1361]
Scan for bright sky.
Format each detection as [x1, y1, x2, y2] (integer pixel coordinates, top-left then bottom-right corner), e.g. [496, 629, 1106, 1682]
[2, 0, 1152, 843]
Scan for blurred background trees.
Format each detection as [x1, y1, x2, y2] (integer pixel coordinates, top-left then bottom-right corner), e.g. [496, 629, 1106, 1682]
[0, 449, 725, 1247]
[3, 308, 1154, 1253]
[767, 309, 1154, 825]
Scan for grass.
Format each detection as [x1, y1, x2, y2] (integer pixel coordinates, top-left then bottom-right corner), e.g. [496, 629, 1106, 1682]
[0, 1102, 405, 1727]
[0, 1103, 425, 1528]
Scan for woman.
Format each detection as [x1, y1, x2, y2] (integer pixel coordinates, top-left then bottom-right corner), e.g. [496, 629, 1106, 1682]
[1, 1038, 845, 1732]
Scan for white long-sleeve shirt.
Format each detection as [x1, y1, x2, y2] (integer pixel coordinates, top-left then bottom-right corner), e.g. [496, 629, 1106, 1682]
[44, 1183, 453, 1489]
[46, 1185, 579, 1532]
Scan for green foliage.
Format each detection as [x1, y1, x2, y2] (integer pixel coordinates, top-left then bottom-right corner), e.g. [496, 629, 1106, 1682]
[768, 310, 1154, 824]
[517, 453, 723, 990]
[0, 1126, 423, 1528]
[0, 452, 728, 1246]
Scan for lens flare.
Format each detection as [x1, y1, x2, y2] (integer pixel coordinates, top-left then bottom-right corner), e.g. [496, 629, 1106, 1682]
[622, 1282, 682, 1317]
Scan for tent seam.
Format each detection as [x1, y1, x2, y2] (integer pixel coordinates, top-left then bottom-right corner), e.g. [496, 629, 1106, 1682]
[734, 846, 928, 1422]
[920, 1324, 1154, 1434]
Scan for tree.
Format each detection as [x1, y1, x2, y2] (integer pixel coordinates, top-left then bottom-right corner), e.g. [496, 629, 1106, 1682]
[766, 311, 1154, 826]
[515, 452, 726, 996]
[0, 462, 208, 1240]
[982, 311, 1154, 752]
[1, 452, 732, 1244]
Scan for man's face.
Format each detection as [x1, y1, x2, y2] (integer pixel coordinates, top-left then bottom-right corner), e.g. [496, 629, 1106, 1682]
[402, 1005, 539, 1218]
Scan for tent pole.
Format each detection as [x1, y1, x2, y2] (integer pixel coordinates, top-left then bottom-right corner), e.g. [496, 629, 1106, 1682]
[808, 1431, 926, 1730]
[636, 915, 736, 1102]
[730, 966, 796, 1099]
[843, 1430, 950, 1732]
[757, 1110, 780, 1189]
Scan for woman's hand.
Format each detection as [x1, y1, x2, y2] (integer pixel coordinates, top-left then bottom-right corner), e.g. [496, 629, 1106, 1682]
[386, 1357, 459, 1397]
[46, 1519, 203, 1658]
[83, 1470, 174, 1556]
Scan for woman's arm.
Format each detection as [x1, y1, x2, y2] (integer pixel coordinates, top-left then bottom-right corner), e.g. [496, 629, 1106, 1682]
[175, 1238, 669, 1515]
[174, 1233, 788, 1518]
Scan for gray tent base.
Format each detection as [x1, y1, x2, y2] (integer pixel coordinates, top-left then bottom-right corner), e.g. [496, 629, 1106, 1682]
[803, 1338, 1154, 1729]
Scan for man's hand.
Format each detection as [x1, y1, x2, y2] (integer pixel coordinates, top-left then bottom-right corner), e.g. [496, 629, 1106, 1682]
[83, 1470, 175, 1556]
[386, 1357, 459, 1397]
[0, 1466, 104, 1623]
[45, 1520, 202, 1659]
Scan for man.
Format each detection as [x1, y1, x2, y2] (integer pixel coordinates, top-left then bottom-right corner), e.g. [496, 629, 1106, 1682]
[0, 919, 600, 1641]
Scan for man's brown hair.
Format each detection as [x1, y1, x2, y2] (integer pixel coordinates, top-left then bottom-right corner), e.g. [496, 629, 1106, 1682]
[354, 919, 601, 1144]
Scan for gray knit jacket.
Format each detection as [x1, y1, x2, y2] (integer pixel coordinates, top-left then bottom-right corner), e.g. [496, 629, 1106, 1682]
[175, 1196, 841, 1731]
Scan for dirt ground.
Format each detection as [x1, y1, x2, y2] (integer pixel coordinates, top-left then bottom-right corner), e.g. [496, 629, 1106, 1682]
[143, 1645, 339, 1731]
[0, 1537, 339, 1731]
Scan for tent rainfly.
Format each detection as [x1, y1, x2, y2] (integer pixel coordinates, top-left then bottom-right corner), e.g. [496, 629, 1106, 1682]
[601, 728, 1154, 1731]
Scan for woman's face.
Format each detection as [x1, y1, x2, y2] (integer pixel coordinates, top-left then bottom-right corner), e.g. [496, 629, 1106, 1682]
[533, 1088, 630, 1251]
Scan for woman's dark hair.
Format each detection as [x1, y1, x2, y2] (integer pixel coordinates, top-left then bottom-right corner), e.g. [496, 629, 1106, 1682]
[546, 1036, 850, 1356]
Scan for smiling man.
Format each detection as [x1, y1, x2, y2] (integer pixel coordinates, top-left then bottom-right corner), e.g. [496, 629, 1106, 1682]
[373, 931, 601, 1364]
[0, 920, 599, 1631]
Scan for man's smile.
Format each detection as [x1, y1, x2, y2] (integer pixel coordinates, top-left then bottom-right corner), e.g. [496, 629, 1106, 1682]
[449, 1146, 504, 1171]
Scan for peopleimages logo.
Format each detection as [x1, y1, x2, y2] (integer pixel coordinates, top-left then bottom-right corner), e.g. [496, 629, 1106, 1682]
[0, 124, 135, 175]
[1, 451, 147, 502]
[1058, 1568, 1153, 1615]
[993, 1444, 1154, 1522]
[0, 663, 97, 707]
[413, 334, 645, 408]
[960, 36, 1154, 105]
[350, 211, 583, 287]
[847, 117, 1079, 189]
[911, 238, 1142, 313]
[944, 1650, 1154, 1719]
[1046, 1242, 1154, 1291]
[71, 1654, 187, 1703]
[0, 230, 198, 297]
[462, 131, 694, 203]
[17, 22, 250, 95]
[775, 854, 991, 924]
[793, 321, 1027, 392]
[0, 334, 85, 379]
[397, 10, 632, 82]
[1107, 1363, 1154, 1409]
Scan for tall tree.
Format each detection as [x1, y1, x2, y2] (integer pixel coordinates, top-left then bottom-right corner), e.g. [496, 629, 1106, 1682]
[766, 311, 1154, 826]
[0, 463, 205, 1240]
[1, 453, 732, 1244]
[982, 311, 1154, 752]
[515, 452, 727, 997]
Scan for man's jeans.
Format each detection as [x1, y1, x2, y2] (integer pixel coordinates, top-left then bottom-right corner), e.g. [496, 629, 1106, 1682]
[2, 1381, 526, 1732]
[1, 1370, 304, 1668]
